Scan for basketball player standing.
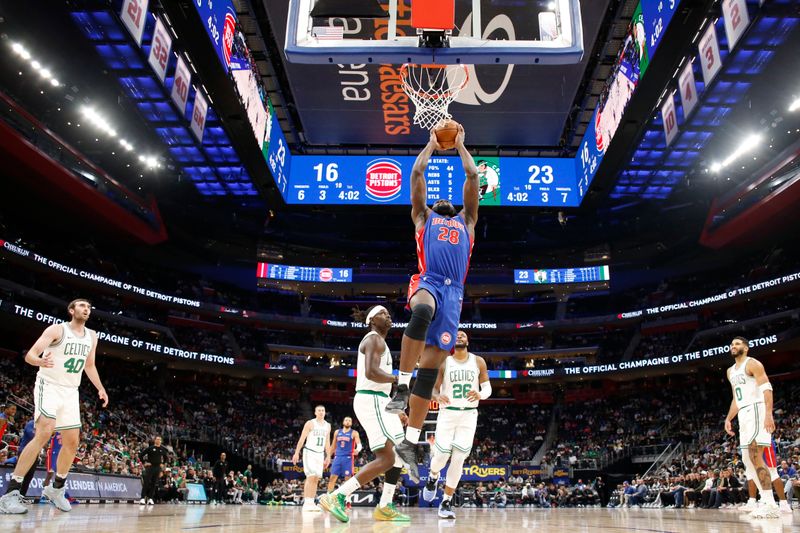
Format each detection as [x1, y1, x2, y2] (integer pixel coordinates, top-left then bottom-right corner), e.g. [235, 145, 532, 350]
[423, 330, 490, 518]
[386, 124, 479, 483]
[318, 306, 411, 523]
[0, 298, 108, 515]
[724, 336, 786, 518]
[292, 405, 332, 511]
[327, 417, 362, 492]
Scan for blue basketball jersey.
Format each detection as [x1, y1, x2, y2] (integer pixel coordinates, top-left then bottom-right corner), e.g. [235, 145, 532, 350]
[416, 214, 473, 283]
[18, 420, 36, 453]
[333, 428, 354, 458]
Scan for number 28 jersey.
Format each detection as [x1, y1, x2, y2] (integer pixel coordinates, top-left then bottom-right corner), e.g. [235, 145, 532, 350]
[416, 214, 473, 284]
[37, 323, 94, 389]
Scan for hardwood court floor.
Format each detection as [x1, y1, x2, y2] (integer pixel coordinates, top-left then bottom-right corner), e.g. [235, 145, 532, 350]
[3, 503, 799, 532]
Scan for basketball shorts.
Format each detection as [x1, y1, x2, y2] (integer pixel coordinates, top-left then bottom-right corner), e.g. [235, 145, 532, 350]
[738, 402, 771, 448]
[433, 407, 477, 455]
[302, 449, 324, 478]
[353, 391, 405, 452]
[330, 456, 354, 478]
[407, 271, 464, 352]
[34, 377, 81, 431]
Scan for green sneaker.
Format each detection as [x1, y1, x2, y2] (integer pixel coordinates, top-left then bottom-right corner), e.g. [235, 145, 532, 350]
[318, 493, 349, 523]
[373, 502, 411, 522]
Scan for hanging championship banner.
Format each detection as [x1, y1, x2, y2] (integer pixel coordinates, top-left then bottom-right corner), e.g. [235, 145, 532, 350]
[190, 90, 209, 142]
[147, 17, 173, 83]
[171, 55, 191, 117]
[678, 62, 699, 119]
[661, 92, 678, 147]
[722, 0, 750, 51]
[120, 0, 149, 45]
[698, 23, 722, 86]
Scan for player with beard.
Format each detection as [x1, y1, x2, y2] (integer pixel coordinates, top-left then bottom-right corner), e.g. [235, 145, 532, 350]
[386, 124, 480, 483]
[0, 298, 107, 515]
[423, 330, 490, 518]
[724, 336, 784, 519]
[318, 306, 411, 523]
[327, 416, 362, 493]
[422, 331, 492, 519]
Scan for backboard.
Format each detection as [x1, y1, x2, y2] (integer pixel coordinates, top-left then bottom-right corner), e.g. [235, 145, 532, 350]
[285, 0, 584, 65]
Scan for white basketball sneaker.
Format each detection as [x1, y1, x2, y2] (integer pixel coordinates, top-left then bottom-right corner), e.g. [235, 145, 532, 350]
[42, 485, 72, 512]
[740, 499, 758, 512]
[0, 490, 28, 514]
[779, 500, 792, 514]
[750, 502, 780, 519]
[302, 499, 321, 512]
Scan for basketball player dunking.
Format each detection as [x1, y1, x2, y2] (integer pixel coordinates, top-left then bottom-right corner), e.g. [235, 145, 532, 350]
[423, 330, 490, 519]
[327, 417, 362, 492]
[318, 306, 411, 523]
[292, 405, 332, 512]
[386, 124, 479, 483]
[0, 298, 108, 515]
[724, 336, 788, 518]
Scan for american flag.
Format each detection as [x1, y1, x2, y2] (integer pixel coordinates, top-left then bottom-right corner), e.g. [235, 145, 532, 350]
[312, 26, 344, 40]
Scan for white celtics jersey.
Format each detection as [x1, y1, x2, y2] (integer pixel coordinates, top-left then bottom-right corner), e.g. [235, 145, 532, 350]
[442, 352, 480, 408]
[305, 419, 330, 453]
[37, 322, 94, 389]
[356, 331, 393, 396]
[728, 357, 762, 409]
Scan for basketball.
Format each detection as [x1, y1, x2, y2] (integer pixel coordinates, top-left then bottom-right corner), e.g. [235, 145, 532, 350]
[434, 120, 460, 149]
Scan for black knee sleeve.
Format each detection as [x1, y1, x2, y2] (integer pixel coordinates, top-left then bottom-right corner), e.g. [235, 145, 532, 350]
[412, 367, 438, 400]
[404, 304, 433, 341]
[385, 466, 402, 485]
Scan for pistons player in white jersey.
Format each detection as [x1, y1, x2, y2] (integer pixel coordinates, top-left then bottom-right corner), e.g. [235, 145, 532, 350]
[292, 405, 332, 512]
[423, 330, 490, 519]
[724, 336, 789, 518]
[0, 298, 108, 515]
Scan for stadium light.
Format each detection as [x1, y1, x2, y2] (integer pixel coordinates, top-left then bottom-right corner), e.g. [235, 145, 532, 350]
[709, 133, 761, 173]
[790, 97, 800, 112]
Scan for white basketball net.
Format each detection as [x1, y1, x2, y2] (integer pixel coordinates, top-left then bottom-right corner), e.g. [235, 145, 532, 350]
[400, 64, 470, 131]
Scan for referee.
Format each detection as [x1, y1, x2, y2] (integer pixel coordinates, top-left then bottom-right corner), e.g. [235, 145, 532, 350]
[139, 436, 170, 505]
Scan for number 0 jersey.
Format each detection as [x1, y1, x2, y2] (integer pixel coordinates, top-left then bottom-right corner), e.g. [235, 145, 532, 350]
[441, 352, 481, 409]
[37, 323, 94, 389]
[416, 213, 473, 284]
[728, 357, 763, 409]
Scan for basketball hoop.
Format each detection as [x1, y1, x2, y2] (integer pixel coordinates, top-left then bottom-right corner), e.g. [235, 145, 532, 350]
[400, 64, 469, 131]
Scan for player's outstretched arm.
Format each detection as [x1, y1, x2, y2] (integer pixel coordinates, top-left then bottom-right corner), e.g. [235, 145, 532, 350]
[456, 125, 480, 231]
[411, 132, 440, 228]
[84, 331, 108, 406]
[24, 324, 62, 368]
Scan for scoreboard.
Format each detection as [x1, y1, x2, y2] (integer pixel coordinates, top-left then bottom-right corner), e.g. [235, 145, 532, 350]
[256, 262, 352, 283]
[514, 265, 610, 285]
[284, 155, 580, 207]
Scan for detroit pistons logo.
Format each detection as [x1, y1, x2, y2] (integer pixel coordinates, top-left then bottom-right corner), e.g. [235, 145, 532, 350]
[319, 268, 333, 282]
[440, 332, 452, 345]
[365, 159, 402, 202]
[222, 11, 237, 66]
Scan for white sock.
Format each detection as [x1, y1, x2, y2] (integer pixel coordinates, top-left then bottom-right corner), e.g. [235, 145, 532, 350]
[759, 488, 775, 504]
[333, 476, 361, 497]
[405, 426, 421, 443]
[442, 492, 452, 502]
[747, 497, 756, 504]
[379, 483, 397, 507]
[304, 497, 314, 505]
[398, 372, 412, 387]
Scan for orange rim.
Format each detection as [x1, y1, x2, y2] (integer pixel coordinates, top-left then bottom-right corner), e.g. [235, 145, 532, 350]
[400, 63, 470, 101]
